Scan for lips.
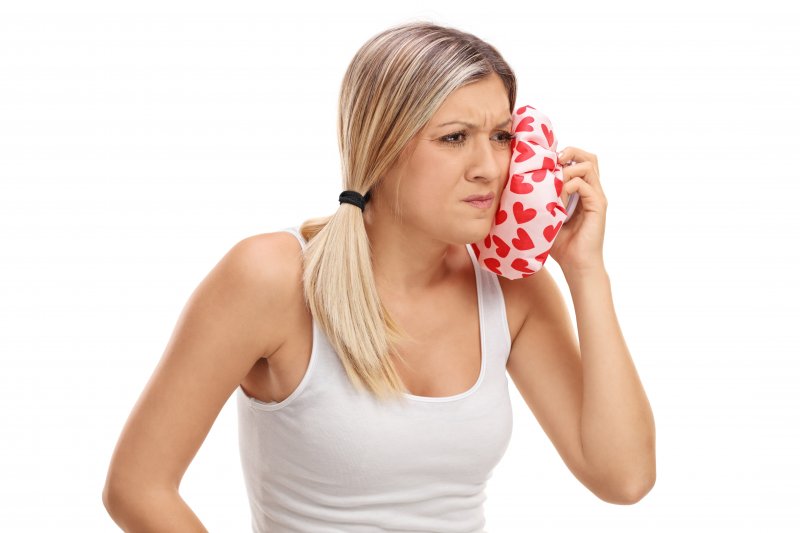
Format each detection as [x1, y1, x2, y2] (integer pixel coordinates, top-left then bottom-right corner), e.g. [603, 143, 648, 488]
[463, 192, 495, 202]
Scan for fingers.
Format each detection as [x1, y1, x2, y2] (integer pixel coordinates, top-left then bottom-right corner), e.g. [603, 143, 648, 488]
[563, 176, 608, 208]
[558, 146, 600, 178]
[558, 146, 602, 195]
[560, 160, 596, 186]
[557, 146, 596, 166]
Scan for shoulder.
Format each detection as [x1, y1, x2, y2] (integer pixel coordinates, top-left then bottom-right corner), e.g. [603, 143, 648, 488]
[211, 230, 306, 355]
[229, 229, 306, 301]
[232, 230, 304, 281]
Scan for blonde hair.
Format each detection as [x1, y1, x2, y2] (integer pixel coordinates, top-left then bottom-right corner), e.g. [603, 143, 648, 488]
[297, 21, 517, 403]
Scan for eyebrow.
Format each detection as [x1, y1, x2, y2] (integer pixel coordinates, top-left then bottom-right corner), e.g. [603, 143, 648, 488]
[435, 117, 513, 129]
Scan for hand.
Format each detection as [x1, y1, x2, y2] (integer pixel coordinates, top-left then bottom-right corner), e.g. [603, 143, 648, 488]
[548, 146, 608, 274]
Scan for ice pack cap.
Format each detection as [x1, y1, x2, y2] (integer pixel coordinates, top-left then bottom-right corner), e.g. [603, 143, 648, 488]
[470, 104, 579, 280]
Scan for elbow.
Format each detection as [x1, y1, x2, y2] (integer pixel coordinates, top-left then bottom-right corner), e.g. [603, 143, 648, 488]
[102, 473, 150, 521]
[615, 476, 655, 505]
[587, 459, 656, 505]
[600, 470, 656, 505]
[102, 485, 120, 523]
[103, 462, 183, 523]
[102, 476, 129, 520]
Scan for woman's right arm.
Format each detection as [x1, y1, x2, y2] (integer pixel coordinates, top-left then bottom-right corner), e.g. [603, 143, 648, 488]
[102, 233, 296, 531]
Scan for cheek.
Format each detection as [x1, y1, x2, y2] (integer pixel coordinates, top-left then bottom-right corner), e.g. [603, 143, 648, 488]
[404, 181, 451, 212]
[399, 148, 466, 210]
[403, 158, 456, 198]
[396, 179, 458, 223]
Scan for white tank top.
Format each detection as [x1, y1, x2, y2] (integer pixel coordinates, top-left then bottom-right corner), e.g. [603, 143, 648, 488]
[236, 226, 514, 532]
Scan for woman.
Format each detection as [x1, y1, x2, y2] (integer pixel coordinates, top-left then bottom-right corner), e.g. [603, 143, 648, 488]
[102, 21, 656, 532]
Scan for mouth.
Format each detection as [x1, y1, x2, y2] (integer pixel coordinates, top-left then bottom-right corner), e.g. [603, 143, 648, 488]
[462, 192, 495, 209]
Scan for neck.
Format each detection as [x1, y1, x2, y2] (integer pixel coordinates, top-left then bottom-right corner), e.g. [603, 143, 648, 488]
[363, 208, 460, 296]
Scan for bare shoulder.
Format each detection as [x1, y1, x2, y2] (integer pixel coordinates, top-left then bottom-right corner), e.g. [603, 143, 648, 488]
[103, 230, 304, 505]
[230, 230, 306, 355]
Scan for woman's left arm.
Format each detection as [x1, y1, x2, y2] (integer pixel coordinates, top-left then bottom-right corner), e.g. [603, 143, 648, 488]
[552, 146, 656, 500]
[564, 263, 656, 501]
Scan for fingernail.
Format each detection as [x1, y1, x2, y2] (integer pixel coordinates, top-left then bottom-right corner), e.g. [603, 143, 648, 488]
[557, 150, 564, 160]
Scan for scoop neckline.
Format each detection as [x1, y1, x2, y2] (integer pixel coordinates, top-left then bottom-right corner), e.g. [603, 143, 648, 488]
[399, 242, 486, 402]
[269, 227, 487, 404]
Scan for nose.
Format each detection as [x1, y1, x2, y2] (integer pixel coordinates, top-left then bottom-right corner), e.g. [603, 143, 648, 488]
[468, 136, 508, 184]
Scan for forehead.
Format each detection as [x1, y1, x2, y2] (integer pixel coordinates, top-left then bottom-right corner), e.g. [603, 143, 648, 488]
[430, 74, 510, 127]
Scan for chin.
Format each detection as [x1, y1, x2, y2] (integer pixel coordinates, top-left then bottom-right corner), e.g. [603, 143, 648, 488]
[456, 217, 493, 244]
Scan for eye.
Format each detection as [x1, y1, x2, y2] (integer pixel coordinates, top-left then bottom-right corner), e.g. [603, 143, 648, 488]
[496, 131, 515, 145]
[439, 130, 516, 148]
[440, 130, 468, 146]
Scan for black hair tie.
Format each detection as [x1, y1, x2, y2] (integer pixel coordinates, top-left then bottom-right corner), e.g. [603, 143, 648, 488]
[339, 190, 371, 212]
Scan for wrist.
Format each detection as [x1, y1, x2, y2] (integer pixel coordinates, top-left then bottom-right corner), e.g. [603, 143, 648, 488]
[563, 262, 609, 287]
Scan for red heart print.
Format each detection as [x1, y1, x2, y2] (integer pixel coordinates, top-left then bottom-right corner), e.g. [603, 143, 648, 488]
[483, 234, 492, 247]
[511, 227, 534, 250]
[543, 220, 563, 242]
[512, 201, 536, 223]
[542, 123, 554, 146]
[509, 174, 533, 194]
[492, 234, 511, 258]
[495, 208, 508, 225]
[531, 168, 548, 182]
[471, 242, 481, 259]
[535, 251, 550, 263]
[515, 115, 535, 133]
[483, 257, 502, 276]
[554, 177, 563, 196]
[511, 258, 534, 274]
[546, 201, 566, 217]
[514, 141, 535, 163]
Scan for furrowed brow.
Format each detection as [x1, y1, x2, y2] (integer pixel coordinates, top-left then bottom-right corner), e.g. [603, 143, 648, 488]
[436, 117, 512, 129]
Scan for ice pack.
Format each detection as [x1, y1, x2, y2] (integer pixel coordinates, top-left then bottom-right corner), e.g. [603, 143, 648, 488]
[470, 104, 579, 280]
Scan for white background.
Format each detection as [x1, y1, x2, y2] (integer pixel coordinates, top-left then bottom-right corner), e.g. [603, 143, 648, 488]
[1, 0, 798, 531]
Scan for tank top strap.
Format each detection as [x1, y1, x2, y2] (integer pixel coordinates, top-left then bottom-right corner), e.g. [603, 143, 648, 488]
[279, 225, 307, 250]
[465, 242, 513, 364]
